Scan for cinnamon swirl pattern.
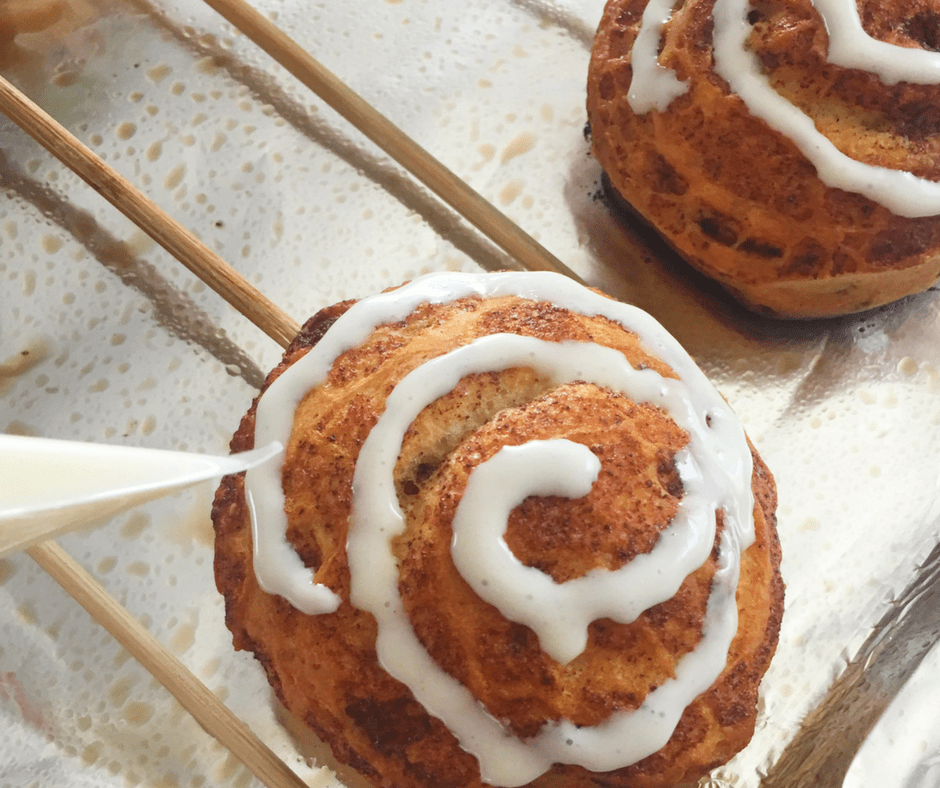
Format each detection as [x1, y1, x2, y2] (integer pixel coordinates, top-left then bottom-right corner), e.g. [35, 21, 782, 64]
[588, 0, 940, 317]
[212, 272, 784, 788]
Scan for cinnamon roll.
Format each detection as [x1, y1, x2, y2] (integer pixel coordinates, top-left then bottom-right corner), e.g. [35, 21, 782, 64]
[212, 272, 784, 788]
[587, 0, 940, 318]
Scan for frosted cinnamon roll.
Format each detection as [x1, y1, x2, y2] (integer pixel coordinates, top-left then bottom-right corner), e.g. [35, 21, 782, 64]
[212, 272, 783, 788]
[587, 0, 940, 318]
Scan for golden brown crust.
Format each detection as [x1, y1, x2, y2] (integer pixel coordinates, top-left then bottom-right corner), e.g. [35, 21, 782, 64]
[213, 292, 784, 788]
[587, 0, 940, 318]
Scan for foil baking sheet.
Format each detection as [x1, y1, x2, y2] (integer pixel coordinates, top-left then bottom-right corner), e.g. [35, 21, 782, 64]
[2, 1, 940, 786]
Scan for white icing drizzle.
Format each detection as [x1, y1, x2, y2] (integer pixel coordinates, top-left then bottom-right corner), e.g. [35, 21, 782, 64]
[815, 0, 940, 84]
[628, 0, 690, 112]
[246, 271, 755, 785]
[452, 438, 604, 664]
[627, 0, 940, 218]
[447, 341, 724, 666]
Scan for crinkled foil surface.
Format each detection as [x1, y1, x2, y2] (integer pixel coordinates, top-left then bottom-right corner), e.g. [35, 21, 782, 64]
[2, 2, 940, 787]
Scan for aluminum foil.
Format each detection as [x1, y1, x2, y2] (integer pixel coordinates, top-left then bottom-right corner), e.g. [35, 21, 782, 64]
[2, 1, 940, 787]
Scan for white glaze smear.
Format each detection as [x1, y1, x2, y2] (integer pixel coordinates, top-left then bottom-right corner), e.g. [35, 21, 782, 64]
[246, 271, 755, 784]
[627, 0, 940, 217]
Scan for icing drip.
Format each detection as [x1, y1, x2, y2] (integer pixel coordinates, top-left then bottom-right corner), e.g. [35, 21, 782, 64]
[628, 0, 690, 112]
[246, 271, 755, 784]
[627, 0, 940, 218]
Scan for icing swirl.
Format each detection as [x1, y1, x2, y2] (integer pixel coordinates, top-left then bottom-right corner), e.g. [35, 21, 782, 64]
[628, 0, 940, 218]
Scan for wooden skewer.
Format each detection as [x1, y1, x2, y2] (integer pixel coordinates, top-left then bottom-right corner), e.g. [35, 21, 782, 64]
[0, 74, 301, 348]
[0, 75, 308, 787]
[27, 541, 311, 788]
[200, 0, 588, 287]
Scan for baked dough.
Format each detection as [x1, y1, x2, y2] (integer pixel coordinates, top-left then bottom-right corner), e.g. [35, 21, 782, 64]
[587, 0, 940, 318]
[213, 274, 784, 788]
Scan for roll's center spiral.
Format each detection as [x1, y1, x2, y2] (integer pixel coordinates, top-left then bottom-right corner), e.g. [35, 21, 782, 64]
[451, 438, 603, 664]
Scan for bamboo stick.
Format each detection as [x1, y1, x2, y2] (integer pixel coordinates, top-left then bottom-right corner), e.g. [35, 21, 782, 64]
[200, 0, 587, 286]
[27, 541, 311, 788]
[0, 74, 300, 347]
[0, 73, 309, 788]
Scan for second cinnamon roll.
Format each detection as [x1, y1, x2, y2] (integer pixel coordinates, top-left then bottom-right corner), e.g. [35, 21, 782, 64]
[588, 0, 940, 318]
